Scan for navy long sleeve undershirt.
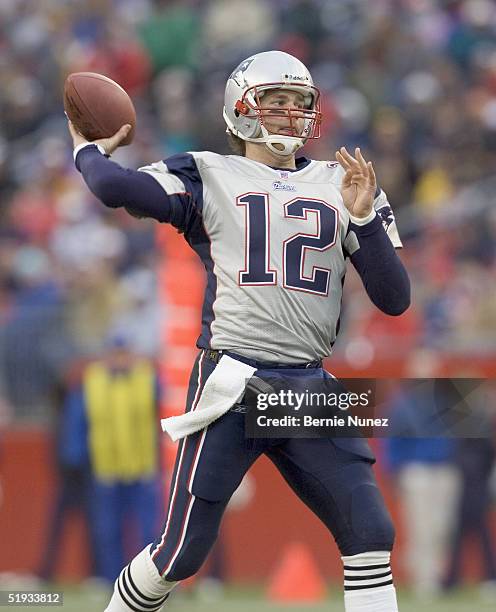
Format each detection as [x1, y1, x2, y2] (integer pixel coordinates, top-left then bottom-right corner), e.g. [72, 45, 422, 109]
[348, 214, 410, 315]
[75, 145, 410, 316]
[75, 145, 178, 222]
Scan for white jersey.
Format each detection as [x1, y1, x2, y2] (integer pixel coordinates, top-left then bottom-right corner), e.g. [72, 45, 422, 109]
[139, 152, 402, 363]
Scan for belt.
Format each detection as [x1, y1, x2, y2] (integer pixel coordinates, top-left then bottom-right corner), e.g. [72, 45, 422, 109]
[205, 349, 322, 370]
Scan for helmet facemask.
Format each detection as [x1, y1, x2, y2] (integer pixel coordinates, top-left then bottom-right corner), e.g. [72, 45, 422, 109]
[234, 83, 322, 156]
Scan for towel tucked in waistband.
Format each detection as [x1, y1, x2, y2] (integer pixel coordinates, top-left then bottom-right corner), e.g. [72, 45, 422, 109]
[161, 354, 257, 441]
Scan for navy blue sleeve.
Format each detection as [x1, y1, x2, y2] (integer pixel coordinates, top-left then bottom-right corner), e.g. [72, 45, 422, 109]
[349, 214, 410, 316]
[75, 145, 195, 230]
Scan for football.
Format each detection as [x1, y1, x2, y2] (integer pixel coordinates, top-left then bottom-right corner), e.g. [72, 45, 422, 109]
[63, 72, 136, 145]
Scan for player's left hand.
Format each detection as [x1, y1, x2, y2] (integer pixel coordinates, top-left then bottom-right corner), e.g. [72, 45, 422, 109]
[335, 147, 376, 219]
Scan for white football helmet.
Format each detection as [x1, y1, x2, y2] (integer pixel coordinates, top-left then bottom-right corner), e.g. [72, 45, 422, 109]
[223, 51, 322, 157]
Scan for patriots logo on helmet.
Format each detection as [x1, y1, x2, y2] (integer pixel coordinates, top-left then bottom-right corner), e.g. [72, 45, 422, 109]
[377, 205, 395, 232]
[229, 58, 255, 83]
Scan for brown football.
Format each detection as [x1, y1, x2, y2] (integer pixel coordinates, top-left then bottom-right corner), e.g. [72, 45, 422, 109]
[63, 72, 136, 145]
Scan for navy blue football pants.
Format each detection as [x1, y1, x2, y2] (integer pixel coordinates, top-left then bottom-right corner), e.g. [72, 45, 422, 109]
[151, 351, 395, 580]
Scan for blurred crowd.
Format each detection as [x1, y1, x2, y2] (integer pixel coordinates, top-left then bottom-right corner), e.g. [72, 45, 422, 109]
[1, 0, 496, 419]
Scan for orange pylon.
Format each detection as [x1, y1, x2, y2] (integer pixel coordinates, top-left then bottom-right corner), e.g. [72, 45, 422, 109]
[267, 542, 327, 602]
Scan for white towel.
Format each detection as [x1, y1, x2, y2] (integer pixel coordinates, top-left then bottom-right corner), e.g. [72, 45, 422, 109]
[161, 355, 257, 441]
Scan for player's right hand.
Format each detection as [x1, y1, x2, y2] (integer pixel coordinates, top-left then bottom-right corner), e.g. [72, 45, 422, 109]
[68, 120, 132, 156]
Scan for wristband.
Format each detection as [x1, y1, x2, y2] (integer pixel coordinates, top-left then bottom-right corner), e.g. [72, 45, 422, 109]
[73, 142, 107, 162]
[349, 208, 376, 226]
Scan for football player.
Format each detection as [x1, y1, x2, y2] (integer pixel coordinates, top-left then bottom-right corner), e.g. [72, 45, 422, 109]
[69, 51, 409, 612]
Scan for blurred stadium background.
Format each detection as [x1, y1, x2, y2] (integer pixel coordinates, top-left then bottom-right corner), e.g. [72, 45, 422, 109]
[0, 0, 495, 610]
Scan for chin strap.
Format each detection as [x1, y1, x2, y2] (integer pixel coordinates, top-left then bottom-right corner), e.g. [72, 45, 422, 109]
[265, 135, 304, 156]
[261, 124, 305, 157]
[226, 125, 305, 158]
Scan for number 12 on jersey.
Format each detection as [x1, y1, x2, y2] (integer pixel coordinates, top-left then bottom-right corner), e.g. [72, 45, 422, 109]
[237, 193, 338, 296]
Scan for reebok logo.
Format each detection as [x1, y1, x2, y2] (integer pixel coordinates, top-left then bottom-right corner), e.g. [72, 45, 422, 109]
[272, 181, 296, 191]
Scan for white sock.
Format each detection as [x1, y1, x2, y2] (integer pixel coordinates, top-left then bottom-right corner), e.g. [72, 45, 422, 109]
[342, 551, 399, 612]
[105, 545, 178, 611]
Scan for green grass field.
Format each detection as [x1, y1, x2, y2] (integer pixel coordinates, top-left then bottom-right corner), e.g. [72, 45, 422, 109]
[26, 584, 496, 612]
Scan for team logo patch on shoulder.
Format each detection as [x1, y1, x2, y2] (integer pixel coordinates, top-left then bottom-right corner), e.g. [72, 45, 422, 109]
[272, 180, 296, 191]
[377, 205, 395, 231]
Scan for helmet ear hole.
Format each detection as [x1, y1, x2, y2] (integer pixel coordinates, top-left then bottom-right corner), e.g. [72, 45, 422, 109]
[235, 100, 249, 116]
